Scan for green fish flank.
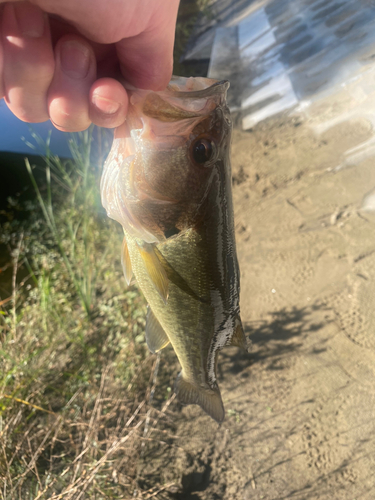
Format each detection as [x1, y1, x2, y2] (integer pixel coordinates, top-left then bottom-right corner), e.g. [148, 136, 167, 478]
[101, 76, 247, 422]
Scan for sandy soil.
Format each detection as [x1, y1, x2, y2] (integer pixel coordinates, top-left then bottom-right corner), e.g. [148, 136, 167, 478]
[138, 107, 375, 499]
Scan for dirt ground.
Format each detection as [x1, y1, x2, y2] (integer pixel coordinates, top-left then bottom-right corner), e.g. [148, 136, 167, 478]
[138, 103, 375, 499]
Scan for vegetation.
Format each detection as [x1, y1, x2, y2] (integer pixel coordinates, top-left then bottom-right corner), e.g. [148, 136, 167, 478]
[0, 1, 214, 496]
[0, 130, 176, 499]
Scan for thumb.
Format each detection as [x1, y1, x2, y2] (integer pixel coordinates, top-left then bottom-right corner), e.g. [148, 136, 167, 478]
[115, 9, 179, 90]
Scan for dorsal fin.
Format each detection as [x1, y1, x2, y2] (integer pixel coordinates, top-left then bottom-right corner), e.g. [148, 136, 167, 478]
[137, 243, 169, 303]
[121, 236, 133, 286]
[145, 307, 170, 353]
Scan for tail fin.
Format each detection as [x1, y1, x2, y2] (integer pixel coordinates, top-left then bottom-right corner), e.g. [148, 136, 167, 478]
[175, 373, 225, 423]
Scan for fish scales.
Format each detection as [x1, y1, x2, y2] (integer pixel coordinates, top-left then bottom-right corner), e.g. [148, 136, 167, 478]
[101, 76, 247, 422]
[127, 228, 213, 384]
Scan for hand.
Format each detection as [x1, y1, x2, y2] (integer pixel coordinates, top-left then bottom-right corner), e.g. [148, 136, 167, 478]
[0, 0, 179, 131]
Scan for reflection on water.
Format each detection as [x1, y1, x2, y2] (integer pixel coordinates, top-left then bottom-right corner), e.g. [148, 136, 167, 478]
[209, 0, 375, 134]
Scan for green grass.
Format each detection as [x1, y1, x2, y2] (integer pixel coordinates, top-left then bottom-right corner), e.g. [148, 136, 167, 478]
[0, 130, 176, 499]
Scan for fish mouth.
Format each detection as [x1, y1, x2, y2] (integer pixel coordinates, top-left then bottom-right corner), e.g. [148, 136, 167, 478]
[127, 77, 230, 130]
[165, 77, 230, 99]
[122, 76, 230, 99]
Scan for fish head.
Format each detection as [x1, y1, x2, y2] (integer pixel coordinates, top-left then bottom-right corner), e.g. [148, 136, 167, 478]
[101, 77, 231, 243]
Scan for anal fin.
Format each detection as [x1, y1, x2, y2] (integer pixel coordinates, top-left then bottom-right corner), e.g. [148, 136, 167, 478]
[175, 373, 225, 423]
[137, 243, 169, 303]
[146, 306, 170, 353]
[121, 236, 133, 286]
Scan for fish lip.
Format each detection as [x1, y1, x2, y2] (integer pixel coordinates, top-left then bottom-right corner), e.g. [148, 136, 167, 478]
[167, 78, 230, 99]
[120, 76, 230, 98]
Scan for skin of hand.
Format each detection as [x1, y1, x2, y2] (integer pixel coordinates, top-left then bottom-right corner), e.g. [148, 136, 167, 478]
[0, 0, 180, 131]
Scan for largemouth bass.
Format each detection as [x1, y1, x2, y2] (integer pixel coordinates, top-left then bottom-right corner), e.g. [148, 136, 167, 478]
[101, 76, 246, 422]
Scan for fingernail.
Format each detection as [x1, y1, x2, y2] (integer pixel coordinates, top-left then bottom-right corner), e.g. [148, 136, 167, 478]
[14, 2, 45, 38]
[92, 94, 120, 115]
[60, 41, 90, 79]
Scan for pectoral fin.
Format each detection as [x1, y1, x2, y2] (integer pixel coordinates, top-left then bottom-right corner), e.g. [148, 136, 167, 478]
[154, 246, 207, 304]
[175, 373, 225, 423]
[229, 315, 249, 352]
[137, 243, 169, 303]
[121, 236, 133, 286]
[146, 307, 170, 353]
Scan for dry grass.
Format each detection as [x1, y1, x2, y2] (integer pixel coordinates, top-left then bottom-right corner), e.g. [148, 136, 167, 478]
[0, 360, 178, 499]
[0, 362, 177, 499]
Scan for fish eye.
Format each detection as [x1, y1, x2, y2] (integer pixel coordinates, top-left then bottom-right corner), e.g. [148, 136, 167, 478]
[192, 138, 214, 165]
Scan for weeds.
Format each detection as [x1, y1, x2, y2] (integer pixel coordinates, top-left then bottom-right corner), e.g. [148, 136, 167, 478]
[0, 130, 177, 499]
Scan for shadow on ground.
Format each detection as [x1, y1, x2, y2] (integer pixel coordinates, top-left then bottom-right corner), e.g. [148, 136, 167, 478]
[219, 302, 333, 380]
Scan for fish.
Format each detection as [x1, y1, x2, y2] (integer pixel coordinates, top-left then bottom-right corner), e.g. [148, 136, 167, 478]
[100, 76, 247, 423]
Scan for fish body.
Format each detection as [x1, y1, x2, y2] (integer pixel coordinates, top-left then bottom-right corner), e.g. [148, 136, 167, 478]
[101, 76, 246, 422]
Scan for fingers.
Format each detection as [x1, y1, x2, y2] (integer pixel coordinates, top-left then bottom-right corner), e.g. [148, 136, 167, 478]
[89, 78, 128, 129]
[115, 1, 180, 90]
[116, 33, 173, 91]
[30, 0, 180, 90]
[48, 37, 127, 131]
[47, 34, 97, 132]
[1, 7, 127, 132]
[1, 2, 54, 122]
[0, 0, 180, 130]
